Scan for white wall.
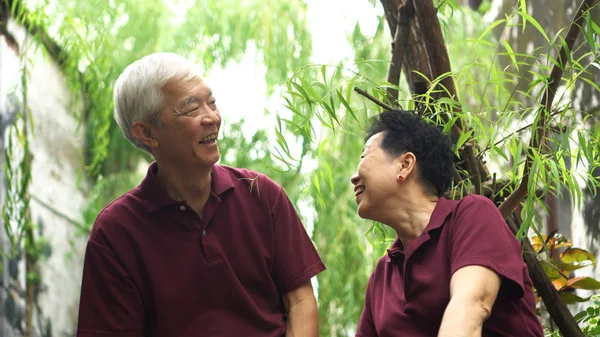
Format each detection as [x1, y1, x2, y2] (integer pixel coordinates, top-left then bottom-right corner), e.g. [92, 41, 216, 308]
[1, 20, 87, 336]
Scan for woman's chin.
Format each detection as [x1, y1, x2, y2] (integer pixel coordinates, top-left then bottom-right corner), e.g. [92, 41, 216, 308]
[357, 205, 371, 220]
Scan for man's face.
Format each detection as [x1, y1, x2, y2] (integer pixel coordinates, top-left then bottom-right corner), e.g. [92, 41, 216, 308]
[150, 76, 222, 169]
[350, 132, 398, 220]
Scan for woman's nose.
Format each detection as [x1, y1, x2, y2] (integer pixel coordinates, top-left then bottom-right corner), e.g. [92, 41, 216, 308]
[350, 172, 360, 185]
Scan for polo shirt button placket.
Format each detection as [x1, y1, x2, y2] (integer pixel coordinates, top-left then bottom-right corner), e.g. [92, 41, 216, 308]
[202, 229, 207, 237]
[179, 205, 186, 211]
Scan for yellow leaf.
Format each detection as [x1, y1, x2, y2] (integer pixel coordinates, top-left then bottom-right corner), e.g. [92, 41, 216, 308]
[565, 276, 600, 290]
[532, 235, 547, 252]
[561, 248, 596, 265]
[552, 276, 568, 291]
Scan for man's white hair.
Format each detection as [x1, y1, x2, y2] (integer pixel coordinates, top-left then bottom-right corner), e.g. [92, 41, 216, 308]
[113, 52, 203, 152]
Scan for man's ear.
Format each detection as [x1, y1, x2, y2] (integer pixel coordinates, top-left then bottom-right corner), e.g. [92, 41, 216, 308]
[131, 121, 158, 149]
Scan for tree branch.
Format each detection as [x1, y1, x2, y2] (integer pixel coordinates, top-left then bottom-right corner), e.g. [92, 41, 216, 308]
[0, 5, 19, 54]
[354, 87, 396, 111]
[379, 0, 401, 37]
[386, 1, 414, 104]
[410, 0, 489, 184]
[463, 143, 481, 194]
[506, 208, 584, 337]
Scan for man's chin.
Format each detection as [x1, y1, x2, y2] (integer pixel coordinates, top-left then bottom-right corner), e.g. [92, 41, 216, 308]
[202, 153, 220, 167]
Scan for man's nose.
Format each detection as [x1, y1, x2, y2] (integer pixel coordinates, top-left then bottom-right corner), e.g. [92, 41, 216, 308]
[202, 108, 221, 125]
[350, 172, 360, 185]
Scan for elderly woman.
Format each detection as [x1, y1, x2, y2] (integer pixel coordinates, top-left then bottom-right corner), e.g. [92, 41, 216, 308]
[351, 110, 544, 337]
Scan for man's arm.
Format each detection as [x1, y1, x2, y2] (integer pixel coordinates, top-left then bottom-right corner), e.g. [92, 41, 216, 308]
[77, 238, 145, 337]
[437, 265, 501, 337]
[283, 281, 319, 337]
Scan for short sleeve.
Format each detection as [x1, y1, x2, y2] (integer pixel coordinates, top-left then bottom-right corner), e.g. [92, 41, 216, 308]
[270, 185, 326, 294]
[449, 195, 526, 298]
[356, 273, 378, 337]
[77, 237, 145, 337]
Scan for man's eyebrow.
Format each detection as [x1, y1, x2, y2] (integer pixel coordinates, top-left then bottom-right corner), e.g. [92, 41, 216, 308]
[180, 96, 197, 107]
[172, 97, 197, 115]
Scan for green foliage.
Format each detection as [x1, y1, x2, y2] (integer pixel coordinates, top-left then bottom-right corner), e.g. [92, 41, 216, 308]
[576, 294, 600, 336]
[545, 295, 600, 336]
[2, 58, 35, 257]
[19, 0, 313, 179]
[218, 119, 305, 203]
[81, 171, 144, 234]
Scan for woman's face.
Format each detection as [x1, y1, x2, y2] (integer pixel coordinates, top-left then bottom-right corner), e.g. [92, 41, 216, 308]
[350, 132, 399, 221]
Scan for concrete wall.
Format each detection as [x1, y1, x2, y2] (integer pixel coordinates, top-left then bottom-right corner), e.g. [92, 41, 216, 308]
[1, 21, 86, 337]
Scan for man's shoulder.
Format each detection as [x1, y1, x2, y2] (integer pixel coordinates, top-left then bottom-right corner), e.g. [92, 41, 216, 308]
[92, 185, 145, 233]
[215, 165, 282, 191]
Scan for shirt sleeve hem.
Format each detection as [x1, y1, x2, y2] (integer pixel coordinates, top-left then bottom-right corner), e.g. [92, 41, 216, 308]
[451, 257, 525, 298]
[279, 262, 326, 294]
[77, 329, 144, 337]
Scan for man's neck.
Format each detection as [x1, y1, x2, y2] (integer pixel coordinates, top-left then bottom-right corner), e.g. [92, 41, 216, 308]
[155, 161, 213, 210]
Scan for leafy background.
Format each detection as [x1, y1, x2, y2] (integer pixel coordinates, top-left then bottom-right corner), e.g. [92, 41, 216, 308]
[0, 0, 599, 336]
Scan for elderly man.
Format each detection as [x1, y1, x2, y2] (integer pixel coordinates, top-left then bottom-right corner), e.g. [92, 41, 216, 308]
[76, 52, 326, 337]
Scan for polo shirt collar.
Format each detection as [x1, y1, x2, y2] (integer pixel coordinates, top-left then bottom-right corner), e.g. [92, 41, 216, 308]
[140, 162, 236, 212]
[423, 196, 456, 234]
[386, 197, 457, 262]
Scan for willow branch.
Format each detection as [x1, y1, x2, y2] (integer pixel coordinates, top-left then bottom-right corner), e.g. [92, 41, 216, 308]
[498, 0, 597, 218]
[31, 195, 86, 231]
[479, 108, 566, 159]
[354, 87, 396, 111]
[495, 1, 598, 336]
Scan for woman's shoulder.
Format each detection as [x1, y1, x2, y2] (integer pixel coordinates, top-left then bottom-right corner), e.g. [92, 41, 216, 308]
[457, 194, 497, 209]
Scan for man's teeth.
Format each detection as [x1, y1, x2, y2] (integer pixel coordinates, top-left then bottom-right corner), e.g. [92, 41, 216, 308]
[200, 134, 217, 143]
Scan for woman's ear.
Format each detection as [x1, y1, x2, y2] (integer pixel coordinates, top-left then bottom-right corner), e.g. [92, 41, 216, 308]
[397, 152, 417, 179]
[132, 121, 158, 149]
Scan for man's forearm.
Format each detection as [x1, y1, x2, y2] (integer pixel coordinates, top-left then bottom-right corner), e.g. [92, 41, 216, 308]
[437, 297, 489, 337]
[286, 297, 319, 337]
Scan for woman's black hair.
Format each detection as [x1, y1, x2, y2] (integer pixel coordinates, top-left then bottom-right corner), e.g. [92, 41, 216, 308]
[365, 110, 454, 197]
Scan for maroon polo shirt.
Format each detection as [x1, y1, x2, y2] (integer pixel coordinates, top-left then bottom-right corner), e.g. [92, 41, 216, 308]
[356, 195, 544, 337]
[77, 163, 326, 337]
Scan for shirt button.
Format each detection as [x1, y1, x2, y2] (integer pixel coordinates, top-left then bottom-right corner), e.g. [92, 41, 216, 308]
[179, 205, 186, 211]
[202, 230, 207, 237]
